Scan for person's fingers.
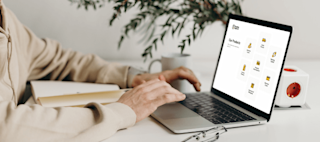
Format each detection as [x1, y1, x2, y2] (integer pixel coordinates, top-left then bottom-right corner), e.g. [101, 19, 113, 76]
[150, 84, 183, 97]
[193, 82, 201, 92]
[134, 78, 159, 89]
[177, 68, 198, 84]
[133, 79, 171, 95]
[131, 79, 159, 93]
[158, 74, 166, 81]
[176, 68, 201, 91]
[149, 86, 186, 106]
[133, 78, 147, 87]
[138, 78, 146, 85]
[154, 93, 186, 107]
[118, 77, 187, 123]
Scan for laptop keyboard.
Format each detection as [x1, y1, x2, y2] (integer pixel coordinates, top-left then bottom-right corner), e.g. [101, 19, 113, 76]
[179, 93, 255, 124]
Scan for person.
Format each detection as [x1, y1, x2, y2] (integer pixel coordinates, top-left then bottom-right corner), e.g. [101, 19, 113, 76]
[0, 1, 201, 142]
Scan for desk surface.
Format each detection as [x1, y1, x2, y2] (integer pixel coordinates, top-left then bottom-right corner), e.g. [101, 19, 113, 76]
[103, 60, 320, 142]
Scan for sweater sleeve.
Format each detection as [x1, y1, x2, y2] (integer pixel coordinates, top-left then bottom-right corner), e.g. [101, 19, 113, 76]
[0, 100, 136, 142]
[6, 10, 129, 89]
[26, 37, 130, 89]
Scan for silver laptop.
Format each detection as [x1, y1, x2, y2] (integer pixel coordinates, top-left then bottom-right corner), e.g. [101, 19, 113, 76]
[151, 14, 293, 133]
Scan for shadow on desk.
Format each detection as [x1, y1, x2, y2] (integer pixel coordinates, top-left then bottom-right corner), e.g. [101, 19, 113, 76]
[274, 103, 311, 110]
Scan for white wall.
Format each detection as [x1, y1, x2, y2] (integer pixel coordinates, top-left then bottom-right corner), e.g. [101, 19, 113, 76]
[242, 0, 320, 60]
[3, 0, 320, 62]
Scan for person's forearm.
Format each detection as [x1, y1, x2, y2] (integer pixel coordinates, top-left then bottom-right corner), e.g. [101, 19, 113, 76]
[28, 40, 130, 88]
[5, 3, 129, 88]
[0, 101, 136, 142]
[126, 67, 148, 88]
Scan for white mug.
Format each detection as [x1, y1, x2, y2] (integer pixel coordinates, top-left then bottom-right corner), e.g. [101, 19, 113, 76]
[148, 53, 193, 93]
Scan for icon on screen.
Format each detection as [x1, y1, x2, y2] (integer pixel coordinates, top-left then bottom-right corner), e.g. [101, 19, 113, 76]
[256, 61, 260, 66]
[262, 38, 266, 42]
[243, 65, 246, 71]
[266, 76, 270, 81]
[272, 52, 276, 57]
[248, 43, 252, 49]
[251, 83, 255, 88]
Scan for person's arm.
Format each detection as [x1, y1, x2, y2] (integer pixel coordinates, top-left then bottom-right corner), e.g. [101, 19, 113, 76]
[25, 33, 129, 89]
[3, 12, 126, 88]
[0, 79, 185, 142]
[0, 7, 188, 142]
[0, 6, 191, 142]
[0, 100, 135, 142]
[0, 8, 136, 142]
[131, 66, 202, 91]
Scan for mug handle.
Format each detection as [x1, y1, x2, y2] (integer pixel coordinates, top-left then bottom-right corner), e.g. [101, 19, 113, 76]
[148, 59, 161, 73]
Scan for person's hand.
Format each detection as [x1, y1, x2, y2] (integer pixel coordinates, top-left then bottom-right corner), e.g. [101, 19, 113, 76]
[132, 66, 201, 92]
[117, 79, 186, 122]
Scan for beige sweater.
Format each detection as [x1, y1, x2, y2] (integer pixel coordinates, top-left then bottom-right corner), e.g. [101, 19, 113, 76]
[0, 2, 136, 142]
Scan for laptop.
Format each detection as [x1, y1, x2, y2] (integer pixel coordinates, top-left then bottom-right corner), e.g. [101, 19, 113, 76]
[151, 14, 293, 133]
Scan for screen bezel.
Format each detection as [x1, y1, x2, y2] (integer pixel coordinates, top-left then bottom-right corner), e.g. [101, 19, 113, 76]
[211, 14, 293, 121]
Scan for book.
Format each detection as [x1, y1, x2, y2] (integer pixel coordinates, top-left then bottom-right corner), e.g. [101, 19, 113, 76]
[30, 81, 125, 107]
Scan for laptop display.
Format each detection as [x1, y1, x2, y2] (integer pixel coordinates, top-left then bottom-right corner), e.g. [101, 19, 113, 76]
[152, 14, 292, 133]
[212, 17, 291, 114]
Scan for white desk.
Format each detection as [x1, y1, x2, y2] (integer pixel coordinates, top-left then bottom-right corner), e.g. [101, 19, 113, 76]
[103, 60, 320, 142]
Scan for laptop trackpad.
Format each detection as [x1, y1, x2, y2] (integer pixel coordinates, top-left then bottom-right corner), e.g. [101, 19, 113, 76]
[155, 103, 198, 120]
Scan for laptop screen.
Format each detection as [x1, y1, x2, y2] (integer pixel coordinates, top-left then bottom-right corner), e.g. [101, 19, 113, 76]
[212, 18, 291, 114]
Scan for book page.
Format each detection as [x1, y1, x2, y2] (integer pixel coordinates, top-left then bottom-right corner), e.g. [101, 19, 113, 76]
[31, 81, 120, 100]
[38, 90, 125, 107]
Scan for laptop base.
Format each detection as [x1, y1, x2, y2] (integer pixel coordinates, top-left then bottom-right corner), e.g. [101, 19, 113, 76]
[152, 92, 267, 133]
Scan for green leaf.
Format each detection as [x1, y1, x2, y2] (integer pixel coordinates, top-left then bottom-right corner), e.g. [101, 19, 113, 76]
[93, 2, 96, 10]
[124, 26, 130, 36]
[160, 30, 167, 43]
[153, 38, 158, 51]
[144, 45, 151, 51]
[152, 38, 158, 44]
[140, 2, 145, 10]
[218, 1, 224, 8]
[133, 0, 139, 6]
[146, 26, 156, 43]
[172, 23, 180, 36]
[192, 23, 197, 40]
[170, 9, 180, 13]
[118, 35, 124, 49]
[196, 28, 201, 38]
[143, 56, 147, 62]
[178, 44, 185, 54]
[154, 42, 158, 51]
[237, 1, 243, 14]
[187, 35, 191, 45]
[165, 14, 174, 25]
[109, 13, 116, 26]
[181, 46, 185, 54]
[124, 2, 128, 12]
[137, 13, 146, 19]
[178, 16, 188, 36]
[146, 19, 155, 31]
[149, 51, 153, 58]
